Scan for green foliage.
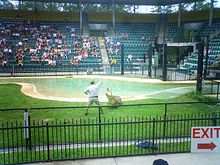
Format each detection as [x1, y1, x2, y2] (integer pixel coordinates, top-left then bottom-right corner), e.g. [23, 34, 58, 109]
[0, 0, 15, 9]
[151, 6, 173, 14]
[185, 91, 218, 102]
[151, 0, 217, 14]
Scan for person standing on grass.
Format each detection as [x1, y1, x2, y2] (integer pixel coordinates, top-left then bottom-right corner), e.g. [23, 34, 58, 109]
[84, 80, 102, 115]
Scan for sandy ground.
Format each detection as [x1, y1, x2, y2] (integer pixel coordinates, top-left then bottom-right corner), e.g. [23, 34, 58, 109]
[0, 75, 197, 102]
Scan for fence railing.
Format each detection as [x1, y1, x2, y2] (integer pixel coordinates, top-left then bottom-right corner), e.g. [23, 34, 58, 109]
[0, 111, 220, 164]
[0, 65, 194, 81]
[203, 79, 220, 99]
[1, 101, 219, 124]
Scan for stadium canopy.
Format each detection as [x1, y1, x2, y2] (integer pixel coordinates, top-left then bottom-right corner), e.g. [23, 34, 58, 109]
[10, 0, 204, 6]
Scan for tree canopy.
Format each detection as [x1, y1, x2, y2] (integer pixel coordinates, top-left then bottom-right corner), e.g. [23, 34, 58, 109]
[0, 0, 218, 13]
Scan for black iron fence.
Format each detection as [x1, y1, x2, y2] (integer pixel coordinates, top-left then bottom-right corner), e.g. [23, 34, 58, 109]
[203, 79, 220, 99]
[1, 102, 220, 124]
[0, 102, 220, 164]
[0, 65, 194, 81]
[0, 65, 103, 77]
[0, 111, 220, 164]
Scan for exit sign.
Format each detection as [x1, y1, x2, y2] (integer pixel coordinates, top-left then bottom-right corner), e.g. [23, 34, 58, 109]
[191, 127, 220, 153]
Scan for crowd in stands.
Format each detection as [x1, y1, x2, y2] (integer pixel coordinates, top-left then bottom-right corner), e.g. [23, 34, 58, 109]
[0, 20, 100, 68]
[105, 36, 121, 56]
[0, 39, 11, 67]
[105, 34, 146, 65]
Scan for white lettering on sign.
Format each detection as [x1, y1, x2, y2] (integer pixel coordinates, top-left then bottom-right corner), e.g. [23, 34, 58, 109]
[191, 127, 220, 153]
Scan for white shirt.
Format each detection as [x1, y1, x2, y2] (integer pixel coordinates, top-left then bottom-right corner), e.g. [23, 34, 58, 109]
[84, 81, 102, 98]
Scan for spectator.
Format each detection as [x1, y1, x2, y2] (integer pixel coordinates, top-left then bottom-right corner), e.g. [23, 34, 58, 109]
[127, 55, 132, 62]
[86, 67, 93, 75]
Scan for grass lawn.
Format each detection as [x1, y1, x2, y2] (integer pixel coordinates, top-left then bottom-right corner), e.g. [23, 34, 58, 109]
[0, 83, 218, 108]
[0, 83, 219, 123]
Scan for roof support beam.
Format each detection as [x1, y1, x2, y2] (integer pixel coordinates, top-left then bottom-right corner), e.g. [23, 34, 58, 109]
[112, 2, 115, 28]
[178, 3, 182, 28]
[79, 3, 82, 35]
[209, 0, 214, 27]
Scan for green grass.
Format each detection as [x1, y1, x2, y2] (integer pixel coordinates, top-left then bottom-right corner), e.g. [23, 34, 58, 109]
[0, 84, 219, 124]
[0, 84, 218, 108]
[0, 84, 87, 108]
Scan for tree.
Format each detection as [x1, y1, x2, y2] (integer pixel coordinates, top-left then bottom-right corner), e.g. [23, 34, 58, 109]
[151, 6, 163, 13]
[195, 1, 211, 10]
[20, 2, 36, 10]
[151, 5, 175, 14]
[0, 0, 15, 9]
[151, 0, 218, 14]
[62, 3, 78, 12]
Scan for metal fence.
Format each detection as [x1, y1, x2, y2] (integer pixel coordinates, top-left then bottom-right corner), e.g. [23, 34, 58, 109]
[0, 102, 220, 164]
[0, 111, 220, 164]
[1, 102, 220, 124]
[0, 65, 194, 81]
[203, 79, 220, 99]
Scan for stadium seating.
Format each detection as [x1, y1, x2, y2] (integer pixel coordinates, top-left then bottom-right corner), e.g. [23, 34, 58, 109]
[0, 19, 103, 72]
[179, 29, 220, 73]
[1, 8, 220, 75]
[166, 22, 179, 42]
[105, 22, 156, 72]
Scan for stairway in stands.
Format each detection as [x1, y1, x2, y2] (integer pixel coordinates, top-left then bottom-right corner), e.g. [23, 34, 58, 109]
[157, 14, 167, 44]
[98, 37, 110, 74]
[179, 22, 220, 76]
[82, 11, 90, 36]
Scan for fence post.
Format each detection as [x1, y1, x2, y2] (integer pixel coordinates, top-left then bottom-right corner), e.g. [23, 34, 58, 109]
[217, 82, 219, 99]
[11, 66, 14, 77]
[24, 109, 31, 150]
[152, 118, 156, 155]
[46, 122, 50, 161]
[28, 114, 32, 150]
[212, 112, 217, 126]
[211, 80, 213, 94]
[98, 106, 102, 140]
[163, 104, 167, 138]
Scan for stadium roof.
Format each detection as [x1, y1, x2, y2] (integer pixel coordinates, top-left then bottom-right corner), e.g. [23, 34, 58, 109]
[14, 0, 204, 6]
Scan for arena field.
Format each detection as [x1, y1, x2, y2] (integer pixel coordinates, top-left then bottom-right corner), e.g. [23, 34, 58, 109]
[0, 75, 219, 124]
[0, 75, 195, 102]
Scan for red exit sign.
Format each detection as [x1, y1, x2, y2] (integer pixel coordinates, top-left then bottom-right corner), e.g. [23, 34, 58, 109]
[191, 127, 220, 153]
[192, 127, 220, 138]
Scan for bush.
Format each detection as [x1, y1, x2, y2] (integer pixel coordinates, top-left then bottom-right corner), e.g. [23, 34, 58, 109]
[185, 91, 218, 102]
